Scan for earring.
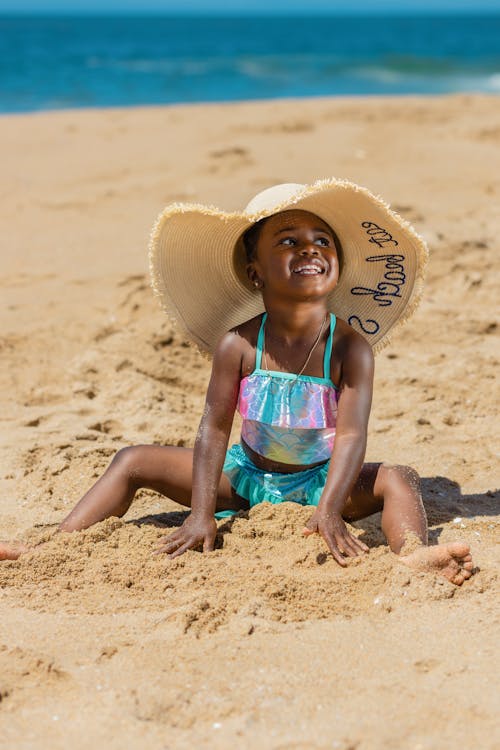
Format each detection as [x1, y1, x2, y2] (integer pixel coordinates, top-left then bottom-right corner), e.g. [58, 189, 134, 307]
[254, 281, 260, 288]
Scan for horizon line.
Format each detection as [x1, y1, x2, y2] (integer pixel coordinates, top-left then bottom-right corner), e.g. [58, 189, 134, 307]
[1, 8, 500, 16]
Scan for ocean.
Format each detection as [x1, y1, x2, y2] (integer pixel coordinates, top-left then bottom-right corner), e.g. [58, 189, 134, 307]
[1, 13, 499, 113]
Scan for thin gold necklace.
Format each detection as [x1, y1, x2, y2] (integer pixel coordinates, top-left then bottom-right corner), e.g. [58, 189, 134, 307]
[262, 314, 328, 380]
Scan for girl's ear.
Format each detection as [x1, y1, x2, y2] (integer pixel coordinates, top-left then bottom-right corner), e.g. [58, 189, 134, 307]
[247, 263, 263, 289]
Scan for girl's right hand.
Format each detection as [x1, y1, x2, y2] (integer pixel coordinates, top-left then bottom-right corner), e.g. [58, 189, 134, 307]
[155, 513, 217, 559]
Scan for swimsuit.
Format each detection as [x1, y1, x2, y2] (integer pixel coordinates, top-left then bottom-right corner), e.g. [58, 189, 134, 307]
[216, 314, 338, 519]
[239, 312, 338, 464]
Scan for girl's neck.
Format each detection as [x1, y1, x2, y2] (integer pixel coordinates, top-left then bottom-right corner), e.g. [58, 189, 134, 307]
[262, 301, 329, 341]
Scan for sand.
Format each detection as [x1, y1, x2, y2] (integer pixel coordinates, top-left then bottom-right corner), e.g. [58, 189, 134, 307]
[0, 94, 499, 749]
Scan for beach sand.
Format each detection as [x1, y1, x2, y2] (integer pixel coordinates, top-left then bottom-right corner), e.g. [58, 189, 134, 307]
[0, 94, 499, 749]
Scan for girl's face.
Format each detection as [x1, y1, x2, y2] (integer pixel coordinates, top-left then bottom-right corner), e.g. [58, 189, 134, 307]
[248, 210, 340, 300]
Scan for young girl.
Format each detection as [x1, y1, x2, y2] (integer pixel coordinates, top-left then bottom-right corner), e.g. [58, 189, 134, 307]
[1, 179, 474, 585]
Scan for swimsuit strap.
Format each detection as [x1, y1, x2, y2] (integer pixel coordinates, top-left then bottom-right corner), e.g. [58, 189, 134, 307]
[254, 313, 267, 370]
[323, 313, 337, 379]
[256, 312, 335, 378]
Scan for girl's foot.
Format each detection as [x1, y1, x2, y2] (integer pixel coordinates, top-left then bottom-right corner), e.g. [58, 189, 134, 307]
[0, 541, 31, 561]
[400, 542, 474, 586]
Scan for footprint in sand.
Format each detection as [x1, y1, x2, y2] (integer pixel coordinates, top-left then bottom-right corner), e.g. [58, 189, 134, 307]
[262, 120, 315, 134]
[93, 325, 119, 343]
[475, 126, 500, 142]
[151, 334, 174, 351]
[117, 275, 150, 320]
[1, 646, 69, 688]
[233, 119, 315, 134]
[206, 145, 254, 175]
[117, 274, 147, 288]
[88, 419, 123, 436]
[391, 203, 425, 223]
[413, 658, 440, 673]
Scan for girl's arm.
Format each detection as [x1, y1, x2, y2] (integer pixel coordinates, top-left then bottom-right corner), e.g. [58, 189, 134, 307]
[304, 330, 374, 566]
[157, 331, 243, 558]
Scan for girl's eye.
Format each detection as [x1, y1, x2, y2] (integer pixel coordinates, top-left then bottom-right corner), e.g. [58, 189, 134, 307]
[278, 235, 331, 247]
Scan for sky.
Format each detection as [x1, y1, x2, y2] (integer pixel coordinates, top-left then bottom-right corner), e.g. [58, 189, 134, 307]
[1, 0, 499, 13]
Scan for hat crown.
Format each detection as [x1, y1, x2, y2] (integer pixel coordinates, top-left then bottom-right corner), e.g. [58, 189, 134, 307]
[244, 183, 305, 214]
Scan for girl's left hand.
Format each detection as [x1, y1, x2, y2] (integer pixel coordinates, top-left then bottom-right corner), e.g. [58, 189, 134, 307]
[303, 508, 369, 566]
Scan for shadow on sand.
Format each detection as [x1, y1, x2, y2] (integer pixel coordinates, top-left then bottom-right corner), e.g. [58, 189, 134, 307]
[129, 476, 499, 548]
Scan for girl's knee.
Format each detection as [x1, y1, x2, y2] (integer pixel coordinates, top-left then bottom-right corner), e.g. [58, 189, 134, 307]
[112, 445, 148, 483]
[378, 463, 421, 494]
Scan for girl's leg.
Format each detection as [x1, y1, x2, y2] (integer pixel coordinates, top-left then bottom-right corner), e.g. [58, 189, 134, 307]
[342, 462, 427, 551]
[60, 445, 244, 532]
[1, 445, 246, 560]
[343, 462, 474, 585]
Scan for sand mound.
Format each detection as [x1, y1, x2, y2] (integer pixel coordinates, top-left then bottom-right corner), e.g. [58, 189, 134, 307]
[1, 501, 497, 636]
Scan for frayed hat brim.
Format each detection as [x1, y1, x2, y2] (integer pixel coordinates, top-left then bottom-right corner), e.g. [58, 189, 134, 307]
[149, 178, 429, 355]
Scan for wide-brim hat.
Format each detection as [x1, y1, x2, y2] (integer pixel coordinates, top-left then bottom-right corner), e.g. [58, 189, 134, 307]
[149, 178, 428, 354]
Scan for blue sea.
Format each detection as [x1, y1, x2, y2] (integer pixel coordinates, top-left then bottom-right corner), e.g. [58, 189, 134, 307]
[1, 13, 499, 113]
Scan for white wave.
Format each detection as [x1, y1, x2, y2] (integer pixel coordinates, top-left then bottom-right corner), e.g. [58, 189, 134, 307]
[487, 73, 500, 90]
[352, 66, 403, 84]
[85, 56, 221, 76]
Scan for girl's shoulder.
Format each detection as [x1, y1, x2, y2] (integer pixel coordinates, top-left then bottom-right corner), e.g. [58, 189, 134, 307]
[229, 314, 263, 343]
[331, 317, 374, 383]
[230, 315, 263, 377]
[216, 315, 261, 348]
[333, 316, 372, 353]
[213, 315, 262, 375]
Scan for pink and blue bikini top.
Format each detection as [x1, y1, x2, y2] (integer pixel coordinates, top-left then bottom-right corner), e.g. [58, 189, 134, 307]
[238, 313, 338, 466]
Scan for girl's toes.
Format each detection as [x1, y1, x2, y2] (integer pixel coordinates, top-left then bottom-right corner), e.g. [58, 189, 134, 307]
[450, 542, 470, 557]
[464, 560, 474, 571]
[462, 568, 472, 580]
[452, 572, 465, 585]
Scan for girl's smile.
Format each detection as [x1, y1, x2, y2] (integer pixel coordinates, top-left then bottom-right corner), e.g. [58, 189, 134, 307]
[291, 259, 326, 276]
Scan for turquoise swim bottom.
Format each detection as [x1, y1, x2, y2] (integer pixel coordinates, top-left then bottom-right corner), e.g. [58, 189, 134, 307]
[215, 443, 329, 519]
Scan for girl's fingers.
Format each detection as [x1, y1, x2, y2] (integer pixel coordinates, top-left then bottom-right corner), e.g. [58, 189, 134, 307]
[340, 542, 357, 557]
[351, 534, 369, 553]
[324, 534, 347, 567]
[154, 541, 182, 555]
[168, 542, 192, 559]
[159, 531, 181, 545]
[333, 530, 356, 557]
[330, 547, 348, 567]
[303, 511, 320, 536]
[339, 534, 361, 557]
[164, 534, 184, 547]
[154, 533, 186, 554]
[155, 533, 206, 557]
[302, 525, 317, 536]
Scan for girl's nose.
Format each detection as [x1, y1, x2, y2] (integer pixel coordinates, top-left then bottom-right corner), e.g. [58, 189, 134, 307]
[300, 244, 319, 256]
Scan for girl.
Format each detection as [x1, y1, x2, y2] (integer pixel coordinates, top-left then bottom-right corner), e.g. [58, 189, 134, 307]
[1, 179, 473, 585]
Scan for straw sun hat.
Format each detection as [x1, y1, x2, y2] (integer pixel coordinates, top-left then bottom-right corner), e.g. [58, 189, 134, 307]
[149, 178, 428, 355]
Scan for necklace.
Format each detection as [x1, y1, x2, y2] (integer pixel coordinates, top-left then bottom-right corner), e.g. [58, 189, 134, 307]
[262, 314, 328, 380]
